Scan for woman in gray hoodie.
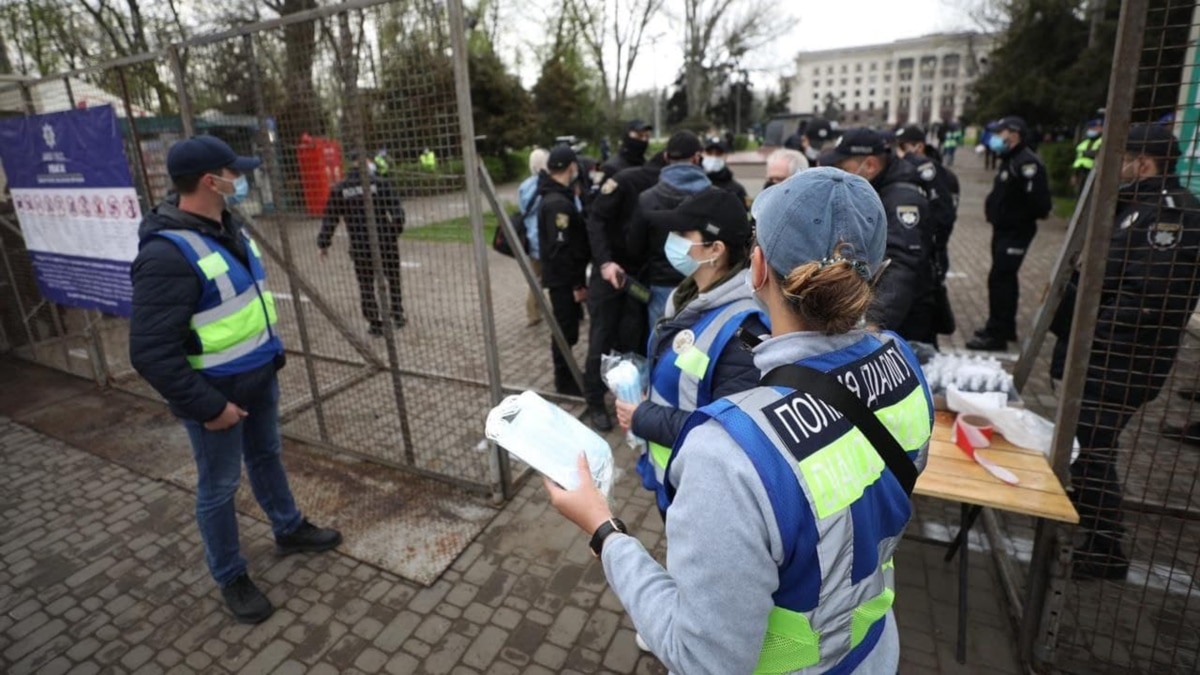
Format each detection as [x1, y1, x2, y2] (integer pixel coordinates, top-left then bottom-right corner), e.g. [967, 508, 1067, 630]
[546, 168, 933, 674]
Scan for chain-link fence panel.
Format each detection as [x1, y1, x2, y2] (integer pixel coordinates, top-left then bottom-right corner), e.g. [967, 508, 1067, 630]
[0, 0, 522, 498]
[1019, 1, 1200, 671]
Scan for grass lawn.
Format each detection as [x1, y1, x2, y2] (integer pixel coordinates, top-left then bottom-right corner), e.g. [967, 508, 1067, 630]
[1053, 196, 1079, 220]
[404, 211, 504, 244]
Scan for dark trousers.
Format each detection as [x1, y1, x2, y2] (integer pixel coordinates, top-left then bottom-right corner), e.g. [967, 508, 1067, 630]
[583, 273, 647, 407]
[1071, 395, 1139, 543]
[985, 226, 1036, 338]
[350, 242, 403, 328]
[548, 285, 582, 385]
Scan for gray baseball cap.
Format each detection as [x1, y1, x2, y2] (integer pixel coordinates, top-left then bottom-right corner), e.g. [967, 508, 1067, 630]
[750, 167, 887, 277]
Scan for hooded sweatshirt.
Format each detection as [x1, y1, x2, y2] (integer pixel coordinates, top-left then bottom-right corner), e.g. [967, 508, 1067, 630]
[602, 330, 926, 674]
[626, 163, 712, 286]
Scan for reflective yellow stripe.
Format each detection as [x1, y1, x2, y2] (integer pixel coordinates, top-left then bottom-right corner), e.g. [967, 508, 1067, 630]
[194, 291, 275, 353]
[873, 387, 932, 450]
[649, 441, 671, 470]
[248, 239, 262, 258]
[197, 252, 230, 280]
[799, 430, 886, 519]
[883, 557, 895, 571]
[755, 606, 820, 673]
[850, 588, 895, 648]
[675, 346, 710, 379]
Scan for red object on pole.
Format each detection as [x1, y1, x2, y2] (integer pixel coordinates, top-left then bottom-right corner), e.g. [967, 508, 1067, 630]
[297, 135, 344, 216]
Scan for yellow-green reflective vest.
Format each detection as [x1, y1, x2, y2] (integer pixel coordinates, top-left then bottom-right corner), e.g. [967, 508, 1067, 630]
[1074, 137, 1102, 171]
[155, 228, 282, 377]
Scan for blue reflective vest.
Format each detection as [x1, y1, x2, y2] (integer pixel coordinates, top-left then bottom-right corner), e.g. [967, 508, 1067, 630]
[155, 228, 283, 377]
[669, 332, 932, 673]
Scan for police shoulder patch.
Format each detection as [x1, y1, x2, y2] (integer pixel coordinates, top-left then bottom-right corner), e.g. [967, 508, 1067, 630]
[1021, 163, 1038, 179]
[555, 212, 570, 229]
[1148, 220, 1182, 249]
[896, 205, 920, 228]
[601, 179, 618, 195]
[919, 163, 936, 182]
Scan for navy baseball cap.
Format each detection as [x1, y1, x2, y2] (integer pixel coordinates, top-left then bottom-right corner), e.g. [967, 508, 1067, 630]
[647, 187, 750, 245]
[1125, 124, 1180, 160]
[805, 118, 835, 142]
[626, 119, 653, 133]
[895, 125, 926, 145]
[750, 167, 887, 277]
[704, 136, 728, 153]
[546, 145, 578, 171]
[666, 131, 703, 160]
[997, 116, 1028, 134]
[167, 135, 261, 178]
[817, 128, 890, 167]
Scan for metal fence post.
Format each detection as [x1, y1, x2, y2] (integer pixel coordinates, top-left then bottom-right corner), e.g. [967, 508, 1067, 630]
[168, 45, 195, 137]
[447, 0, 511, 501]
[1017, 0, 1150, 664]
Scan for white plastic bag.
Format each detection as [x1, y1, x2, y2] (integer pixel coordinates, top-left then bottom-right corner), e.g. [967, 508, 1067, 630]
[601, 353, 649, 449]
[945, 385, 1080, 462]
[485, 391, 615, 495]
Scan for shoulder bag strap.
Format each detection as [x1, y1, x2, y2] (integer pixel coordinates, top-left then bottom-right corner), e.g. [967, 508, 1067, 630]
[761, 364, 919, 496]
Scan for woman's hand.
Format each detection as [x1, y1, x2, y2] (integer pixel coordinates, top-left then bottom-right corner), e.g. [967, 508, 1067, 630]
[543, 454, 613, 536]
[614, 399, 639, 432]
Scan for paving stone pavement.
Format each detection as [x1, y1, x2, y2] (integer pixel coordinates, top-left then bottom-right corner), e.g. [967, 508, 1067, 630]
[0, 149, 1039, 675]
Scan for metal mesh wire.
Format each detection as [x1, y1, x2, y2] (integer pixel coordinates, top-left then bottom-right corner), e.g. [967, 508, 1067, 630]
[0, 0, 547, 497]
[1036, 1, 1200, 671]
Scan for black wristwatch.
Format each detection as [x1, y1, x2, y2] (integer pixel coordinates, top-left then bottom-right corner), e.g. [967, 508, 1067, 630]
[588, 518, 628, 558]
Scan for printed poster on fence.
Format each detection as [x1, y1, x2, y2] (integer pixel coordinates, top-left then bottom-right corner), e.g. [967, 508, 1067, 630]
[0, 104, 140, 316]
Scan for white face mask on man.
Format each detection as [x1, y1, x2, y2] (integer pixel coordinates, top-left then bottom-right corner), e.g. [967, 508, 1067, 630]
[702, 156, 726, 173]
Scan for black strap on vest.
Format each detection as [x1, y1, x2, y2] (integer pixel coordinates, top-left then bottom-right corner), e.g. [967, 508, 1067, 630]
[761, 364, 919, 496]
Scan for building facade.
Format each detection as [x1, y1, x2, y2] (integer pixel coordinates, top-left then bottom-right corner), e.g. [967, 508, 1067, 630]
[789, 32, 995, 128]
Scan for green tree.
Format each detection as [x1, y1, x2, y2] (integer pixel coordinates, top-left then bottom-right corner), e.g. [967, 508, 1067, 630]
[468, 39, 534, 156]
[763, 77, 791, 118]
[531, 39, 599, 145]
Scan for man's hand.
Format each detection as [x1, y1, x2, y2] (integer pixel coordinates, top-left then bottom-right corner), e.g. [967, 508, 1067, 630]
[543, 453, 614, 536]
[601, 262, 624, 290]
[204, 402, 248, 431]
[573, 287, 588, 304]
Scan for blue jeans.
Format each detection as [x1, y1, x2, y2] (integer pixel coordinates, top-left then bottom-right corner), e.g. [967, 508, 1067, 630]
[647, 284, 675, 332]
[182, 376, 302, 587]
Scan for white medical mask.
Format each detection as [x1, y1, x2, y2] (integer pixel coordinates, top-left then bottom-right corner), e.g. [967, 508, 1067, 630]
[702, 156, 726, 173]
[745, 261, 769, 313]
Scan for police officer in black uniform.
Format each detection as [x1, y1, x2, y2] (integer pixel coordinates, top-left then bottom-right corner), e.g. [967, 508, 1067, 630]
[1049, 124, 1200, 580]
[968, 116, 1052, 351]
[821, 128, 937, 344]
[598, 119, 653, 185]
[318, 156, 406, 336]
[702, 137, 749, 209]
[896, 124, 961, 335]
[582, 149, 666, 430]
[538, 146, 591, 396]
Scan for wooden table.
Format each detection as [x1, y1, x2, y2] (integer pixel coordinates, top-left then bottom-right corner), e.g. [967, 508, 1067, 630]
[913, 411, 1079, 663]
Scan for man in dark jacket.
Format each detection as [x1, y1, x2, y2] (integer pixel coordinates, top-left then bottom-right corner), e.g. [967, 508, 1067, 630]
[627, 130, 712, 329]
[968, 116, 1052, 350]
[317, 159, 406, 336]
[129, 136, 340, 625]
[598, 119, 653, 184]
[1049, 125, 1200, 580]
[538, 146, 591, 395]
[702, 137, 749, 209]
[821, 128, 937, 344]
[582, 152, 665, 431]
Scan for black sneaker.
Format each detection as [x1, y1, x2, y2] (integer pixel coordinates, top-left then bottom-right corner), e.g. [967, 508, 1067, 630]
[275, 519, 343, 556]
[585, 405, 613, 432]
[393, 311, 408, 328]
[966, 333, 1009, 351]
[973, 327, 1017, 342]
[220, 574, 274, 624]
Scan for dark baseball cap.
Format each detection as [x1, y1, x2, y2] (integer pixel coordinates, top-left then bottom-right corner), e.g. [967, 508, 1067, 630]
[546, 145, 578, 172]
[817, 128, 889, 167]
[666, 131, 703, 160]
[1125, 124, 1180, 160]
[750, 167, 887, 277]
[626, 119, 653, 133]
[646, 187, 750, 245]
[996, 116, 1028, 134]
[167, 135, 261, 178]
[895, 125, 926, 145]
[805, 118, 834, 142]
[704, 137, 728, 153]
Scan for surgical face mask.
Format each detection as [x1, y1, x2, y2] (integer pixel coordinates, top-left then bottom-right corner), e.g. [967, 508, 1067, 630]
[212, 174, 249, 206]
[702, 156, 726, 173]
[987, 135, 1008, 154]
[805, 146, 821, 161]
[745, 261, 769, 313]
[1085, 129, 1101, 139]
[664, 232, 710, 276]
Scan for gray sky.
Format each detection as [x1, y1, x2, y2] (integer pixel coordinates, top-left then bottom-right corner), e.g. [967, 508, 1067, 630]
[510, 0, 976, 95]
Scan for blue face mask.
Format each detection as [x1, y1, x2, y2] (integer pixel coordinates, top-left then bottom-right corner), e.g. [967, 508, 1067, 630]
[664, 232, 702, 276]
[986, 135, 1008, 154]
[214, 174, 250, 206]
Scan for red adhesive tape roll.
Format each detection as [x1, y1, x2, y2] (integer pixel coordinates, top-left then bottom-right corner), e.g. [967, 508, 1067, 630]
[954, 413, 1019, 485]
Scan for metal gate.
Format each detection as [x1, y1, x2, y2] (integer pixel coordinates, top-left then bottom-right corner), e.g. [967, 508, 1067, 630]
[0, 0, 550, 501]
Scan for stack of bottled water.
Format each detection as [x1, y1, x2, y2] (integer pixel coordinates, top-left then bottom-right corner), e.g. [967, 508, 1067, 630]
[921, 353, 1015, 395]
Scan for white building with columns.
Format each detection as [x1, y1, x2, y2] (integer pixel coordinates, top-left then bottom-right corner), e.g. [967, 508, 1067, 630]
[789, 32, 996, 127]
